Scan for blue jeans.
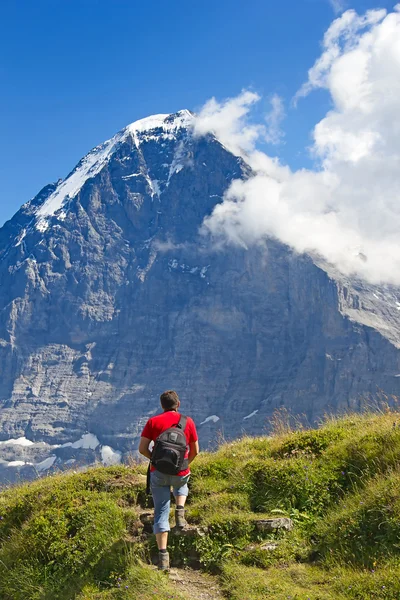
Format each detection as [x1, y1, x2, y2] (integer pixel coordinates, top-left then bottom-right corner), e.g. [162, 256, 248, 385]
[150, 470, 190, 534]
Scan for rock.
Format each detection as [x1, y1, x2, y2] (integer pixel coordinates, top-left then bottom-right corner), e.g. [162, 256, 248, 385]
[260, 542, 279, 551]
[139, 511, 154, 534]
[254, 518, 293, 532]
[246, 542, 279, 551]
[171, 525, 208, 538]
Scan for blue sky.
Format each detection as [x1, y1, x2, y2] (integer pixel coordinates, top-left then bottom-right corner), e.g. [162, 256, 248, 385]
[0, 0, 394, 225]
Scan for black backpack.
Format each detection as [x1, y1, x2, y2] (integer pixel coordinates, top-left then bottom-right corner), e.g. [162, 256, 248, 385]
[151, 415, 189, 475]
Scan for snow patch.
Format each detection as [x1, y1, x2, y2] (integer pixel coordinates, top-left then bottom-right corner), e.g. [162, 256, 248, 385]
[60, 433, 100, 450]
[0, 437, 34, 447]
[36, 455, 56, 472]
[126, 110, 193, 141]
[243, 410, 259, 420]
[200, 415, 220, 425]
[6, 461, 31, 468]
[71, 433, 100, 449]
[167, 140, 187, 185]
[14, 228, 27, 247]
[168, 260, 209, 278]
[36, 219, 49, 232]
[150, 179, 161, 198]
[101, 445, 122, 466]
[122, 173, 141, 179]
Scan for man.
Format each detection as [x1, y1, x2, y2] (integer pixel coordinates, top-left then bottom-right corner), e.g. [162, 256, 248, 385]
[139, 390, 199, 571]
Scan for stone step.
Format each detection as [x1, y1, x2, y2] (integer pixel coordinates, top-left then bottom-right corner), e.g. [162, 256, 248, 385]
[246, 542, 279, 552]
[253, 517, 293, 532]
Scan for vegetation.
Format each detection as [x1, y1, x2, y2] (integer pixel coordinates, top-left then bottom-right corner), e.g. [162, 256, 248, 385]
[1, 410, 400, 598]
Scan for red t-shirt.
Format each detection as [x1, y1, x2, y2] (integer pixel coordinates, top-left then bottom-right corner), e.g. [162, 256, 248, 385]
[141, 411, 198, 476]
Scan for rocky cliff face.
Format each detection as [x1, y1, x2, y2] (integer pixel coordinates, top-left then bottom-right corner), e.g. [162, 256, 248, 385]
[0, 110, 399, 481]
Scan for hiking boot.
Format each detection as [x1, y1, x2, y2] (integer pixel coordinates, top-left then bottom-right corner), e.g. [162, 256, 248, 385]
[175, 507, 187, 529]
[158, 551, 170, 571]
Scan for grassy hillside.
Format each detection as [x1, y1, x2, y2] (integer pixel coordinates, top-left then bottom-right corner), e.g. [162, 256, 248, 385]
[1, 410, 400, 599]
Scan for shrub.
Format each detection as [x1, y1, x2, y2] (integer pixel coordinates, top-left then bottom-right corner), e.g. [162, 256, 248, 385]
[0, 491, 126, 599]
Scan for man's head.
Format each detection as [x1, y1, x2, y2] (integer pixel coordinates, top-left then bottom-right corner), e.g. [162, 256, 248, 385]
[160, 390, 180, 411]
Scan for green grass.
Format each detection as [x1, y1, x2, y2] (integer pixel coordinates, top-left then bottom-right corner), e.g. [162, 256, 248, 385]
[221, 561, 400, 600]
[1, 411, 400, 599]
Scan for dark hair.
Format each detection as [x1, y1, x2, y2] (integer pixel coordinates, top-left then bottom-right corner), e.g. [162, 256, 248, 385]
[160, 390, 180, 410]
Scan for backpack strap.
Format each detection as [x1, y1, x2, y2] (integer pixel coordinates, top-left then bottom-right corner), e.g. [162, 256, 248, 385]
[146, 462, 151, 496]
[176, 414, 187, 431]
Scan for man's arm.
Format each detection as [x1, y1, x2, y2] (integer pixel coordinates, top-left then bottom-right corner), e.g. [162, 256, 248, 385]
[138, 436, 152, 460]
[188, 440, 199, 464]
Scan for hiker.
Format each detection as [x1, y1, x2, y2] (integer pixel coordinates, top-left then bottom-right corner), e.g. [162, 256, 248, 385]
[139, 390, 199, 571]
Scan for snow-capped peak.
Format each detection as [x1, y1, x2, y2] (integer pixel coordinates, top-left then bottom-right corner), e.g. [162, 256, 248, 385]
[125, 109, 194, 137]
[35, 110, 194, 227]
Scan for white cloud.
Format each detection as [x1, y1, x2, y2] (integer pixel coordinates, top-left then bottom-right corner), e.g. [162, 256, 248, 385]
[194, 90, 263, 155]
[198, 6, 400, 285]
[294, 8, 387, 103]
[329, 0, 347, 16]
[194, 90, 285, 153]
[264, 94, 285, 145]
[153, 238, 187, 252]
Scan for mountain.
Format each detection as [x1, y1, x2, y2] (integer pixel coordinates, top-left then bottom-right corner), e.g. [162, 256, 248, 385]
[0, 110, 399, 481]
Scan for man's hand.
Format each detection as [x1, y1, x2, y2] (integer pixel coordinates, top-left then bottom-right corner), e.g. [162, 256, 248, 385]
[188, 440, 199, 464]
[138, 436, 152, 460]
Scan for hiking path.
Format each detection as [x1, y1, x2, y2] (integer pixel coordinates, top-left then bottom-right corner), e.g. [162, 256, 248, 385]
[168, 567, 225, 600]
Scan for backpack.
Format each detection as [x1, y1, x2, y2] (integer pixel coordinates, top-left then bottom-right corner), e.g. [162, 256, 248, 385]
[151, 414, 189, 475]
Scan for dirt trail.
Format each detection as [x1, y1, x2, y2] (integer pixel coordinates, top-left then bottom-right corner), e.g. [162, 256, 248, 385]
[168, 567, 225, 600]
[139, 504, 225, 599]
